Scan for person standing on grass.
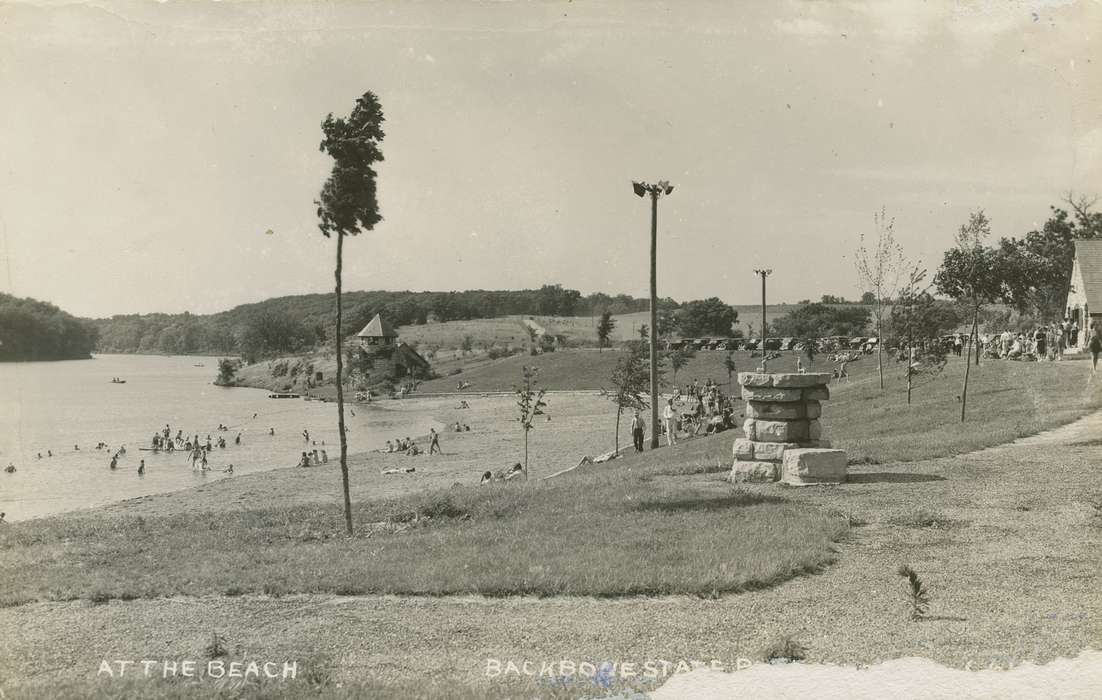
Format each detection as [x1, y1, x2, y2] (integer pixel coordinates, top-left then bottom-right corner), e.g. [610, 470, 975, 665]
[1090, 329, 1102, 372]
[663, 399, 677, 447]
[428, 428, 442, 455]
[631, 411, 646, 453]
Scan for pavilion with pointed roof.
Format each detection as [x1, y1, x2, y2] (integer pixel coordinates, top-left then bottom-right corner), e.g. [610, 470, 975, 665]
[353, 313, 431, 381]
[356, 313, 398, 347]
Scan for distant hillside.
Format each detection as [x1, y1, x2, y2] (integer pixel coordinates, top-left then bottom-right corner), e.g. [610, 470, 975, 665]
[89, 287, 653, 356]
[0, 293, 98, 361]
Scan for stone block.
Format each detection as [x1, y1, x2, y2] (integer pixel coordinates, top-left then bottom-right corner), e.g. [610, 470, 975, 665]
[730, 459, 778, 483]
[742, 386, 804, 403]
[808, 420, 822, 441]
[732, 438, 755, 460]
[738, 372, 774, 387]
[752, 441, 802, 462]
[805, 401, 822, 420]
[803, 386, 830, 401]
[746, 401, 805, 421]
[771, 372, 833, 388]
[781, 448, 847, 485]
[750, 419, 810, 443]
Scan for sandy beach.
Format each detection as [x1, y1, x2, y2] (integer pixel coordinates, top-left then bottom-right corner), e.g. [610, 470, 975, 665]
[85, 392, 623, 521]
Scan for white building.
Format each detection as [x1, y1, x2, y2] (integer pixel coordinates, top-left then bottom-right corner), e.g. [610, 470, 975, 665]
[1065, 240, 1102, 350]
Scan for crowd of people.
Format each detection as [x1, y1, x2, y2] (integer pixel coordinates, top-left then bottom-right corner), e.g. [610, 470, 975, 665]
[381, 427, 443, 457]
[625, 378, 739, 453]
[979, 320, 1082, 362]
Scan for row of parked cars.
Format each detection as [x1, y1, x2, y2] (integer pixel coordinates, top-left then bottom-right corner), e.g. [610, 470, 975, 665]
[667, 336, 880, 353]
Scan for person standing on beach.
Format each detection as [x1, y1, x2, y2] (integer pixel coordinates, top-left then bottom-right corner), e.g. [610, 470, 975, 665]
[303, 428, 310, 443]
[428, 428, 442, 455]
[631, 411, 646, 453]
[663, 400, 677, 447]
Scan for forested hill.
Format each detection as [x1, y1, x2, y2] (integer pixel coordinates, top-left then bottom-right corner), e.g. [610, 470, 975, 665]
[0, 293, 99, 361]
[89, 286, 654, 356]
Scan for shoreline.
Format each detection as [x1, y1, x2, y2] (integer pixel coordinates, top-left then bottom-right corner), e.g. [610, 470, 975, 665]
[40, 392, 618, 523]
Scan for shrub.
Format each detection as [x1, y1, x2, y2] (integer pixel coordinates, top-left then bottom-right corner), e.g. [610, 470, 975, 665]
[204, 631, 229, 660]
[898, 565, 930, 620]
[763, 635, 808, 663]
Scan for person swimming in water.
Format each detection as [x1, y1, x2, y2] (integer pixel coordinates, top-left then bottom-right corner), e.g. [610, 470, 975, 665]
[138, 459, 145, 476]
[109, 456, 118, 470]
[269, 427, 275, 436]
[235, 433, 241, 445]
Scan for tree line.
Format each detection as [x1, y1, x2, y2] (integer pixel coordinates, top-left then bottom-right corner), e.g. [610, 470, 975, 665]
[88, 286, 659, 360]
[0, 293, 99, 361]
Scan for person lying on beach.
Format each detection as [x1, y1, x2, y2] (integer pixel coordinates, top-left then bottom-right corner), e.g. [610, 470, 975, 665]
[223, 464, 234, 474]
[4, 463, 15, 474]
[503, 463, 524, 481]
[382, 466, 416, 475]
[480, 470, 493, 485]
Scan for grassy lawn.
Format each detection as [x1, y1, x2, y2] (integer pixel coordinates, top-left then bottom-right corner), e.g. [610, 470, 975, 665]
[8, 354, 1098, 607]
[0, 461, 845, 604]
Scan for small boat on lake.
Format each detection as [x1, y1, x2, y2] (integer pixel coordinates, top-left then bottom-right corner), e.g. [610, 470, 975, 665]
[268, 392, 300, 399]
[109, 378, 127, 384]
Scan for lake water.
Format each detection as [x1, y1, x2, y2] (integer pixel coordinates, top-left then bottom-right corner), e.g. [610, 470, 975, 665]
[0, 354, 441, 522]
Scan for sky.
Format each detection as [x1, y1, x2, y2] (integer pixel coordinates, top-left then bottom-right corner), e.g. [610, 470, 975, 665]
[0, 0, 1099, 318]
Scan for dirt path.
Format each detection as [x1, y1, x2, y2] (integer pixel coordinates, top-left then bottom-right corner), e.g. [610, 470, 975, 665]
[2, 410, 1100, 697]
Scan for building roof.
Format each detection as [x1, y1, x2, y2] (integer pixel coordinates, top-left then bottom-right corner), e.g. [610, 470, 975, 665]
[1075, 240, 1102, 312]
[356, 313, 397, 338]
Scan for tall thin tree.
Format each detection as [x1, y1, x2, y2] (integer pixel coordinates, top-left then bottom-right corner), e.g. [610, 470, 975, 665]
[316, 92, 385, 535]
[856, 208, 908, 390]
[935, 210, 1004, 422]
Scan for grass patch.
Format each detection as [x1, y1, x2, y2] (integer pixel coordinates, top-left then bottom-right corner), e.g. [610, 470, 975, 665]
[890, 509, 965, 530]
[0, 468, 847, 603]
[822, 356, 1102, 464]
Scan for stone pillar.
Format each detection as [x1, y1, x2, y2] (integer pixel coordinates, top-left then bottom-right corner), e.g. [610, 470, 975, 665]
[730, 372, 847, 485]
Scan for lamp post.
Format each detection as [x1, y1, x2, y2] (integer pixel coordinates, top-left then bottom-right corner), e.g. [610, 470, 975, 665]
[754, 268, 772, 370]
[633, 179, 674, 449]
